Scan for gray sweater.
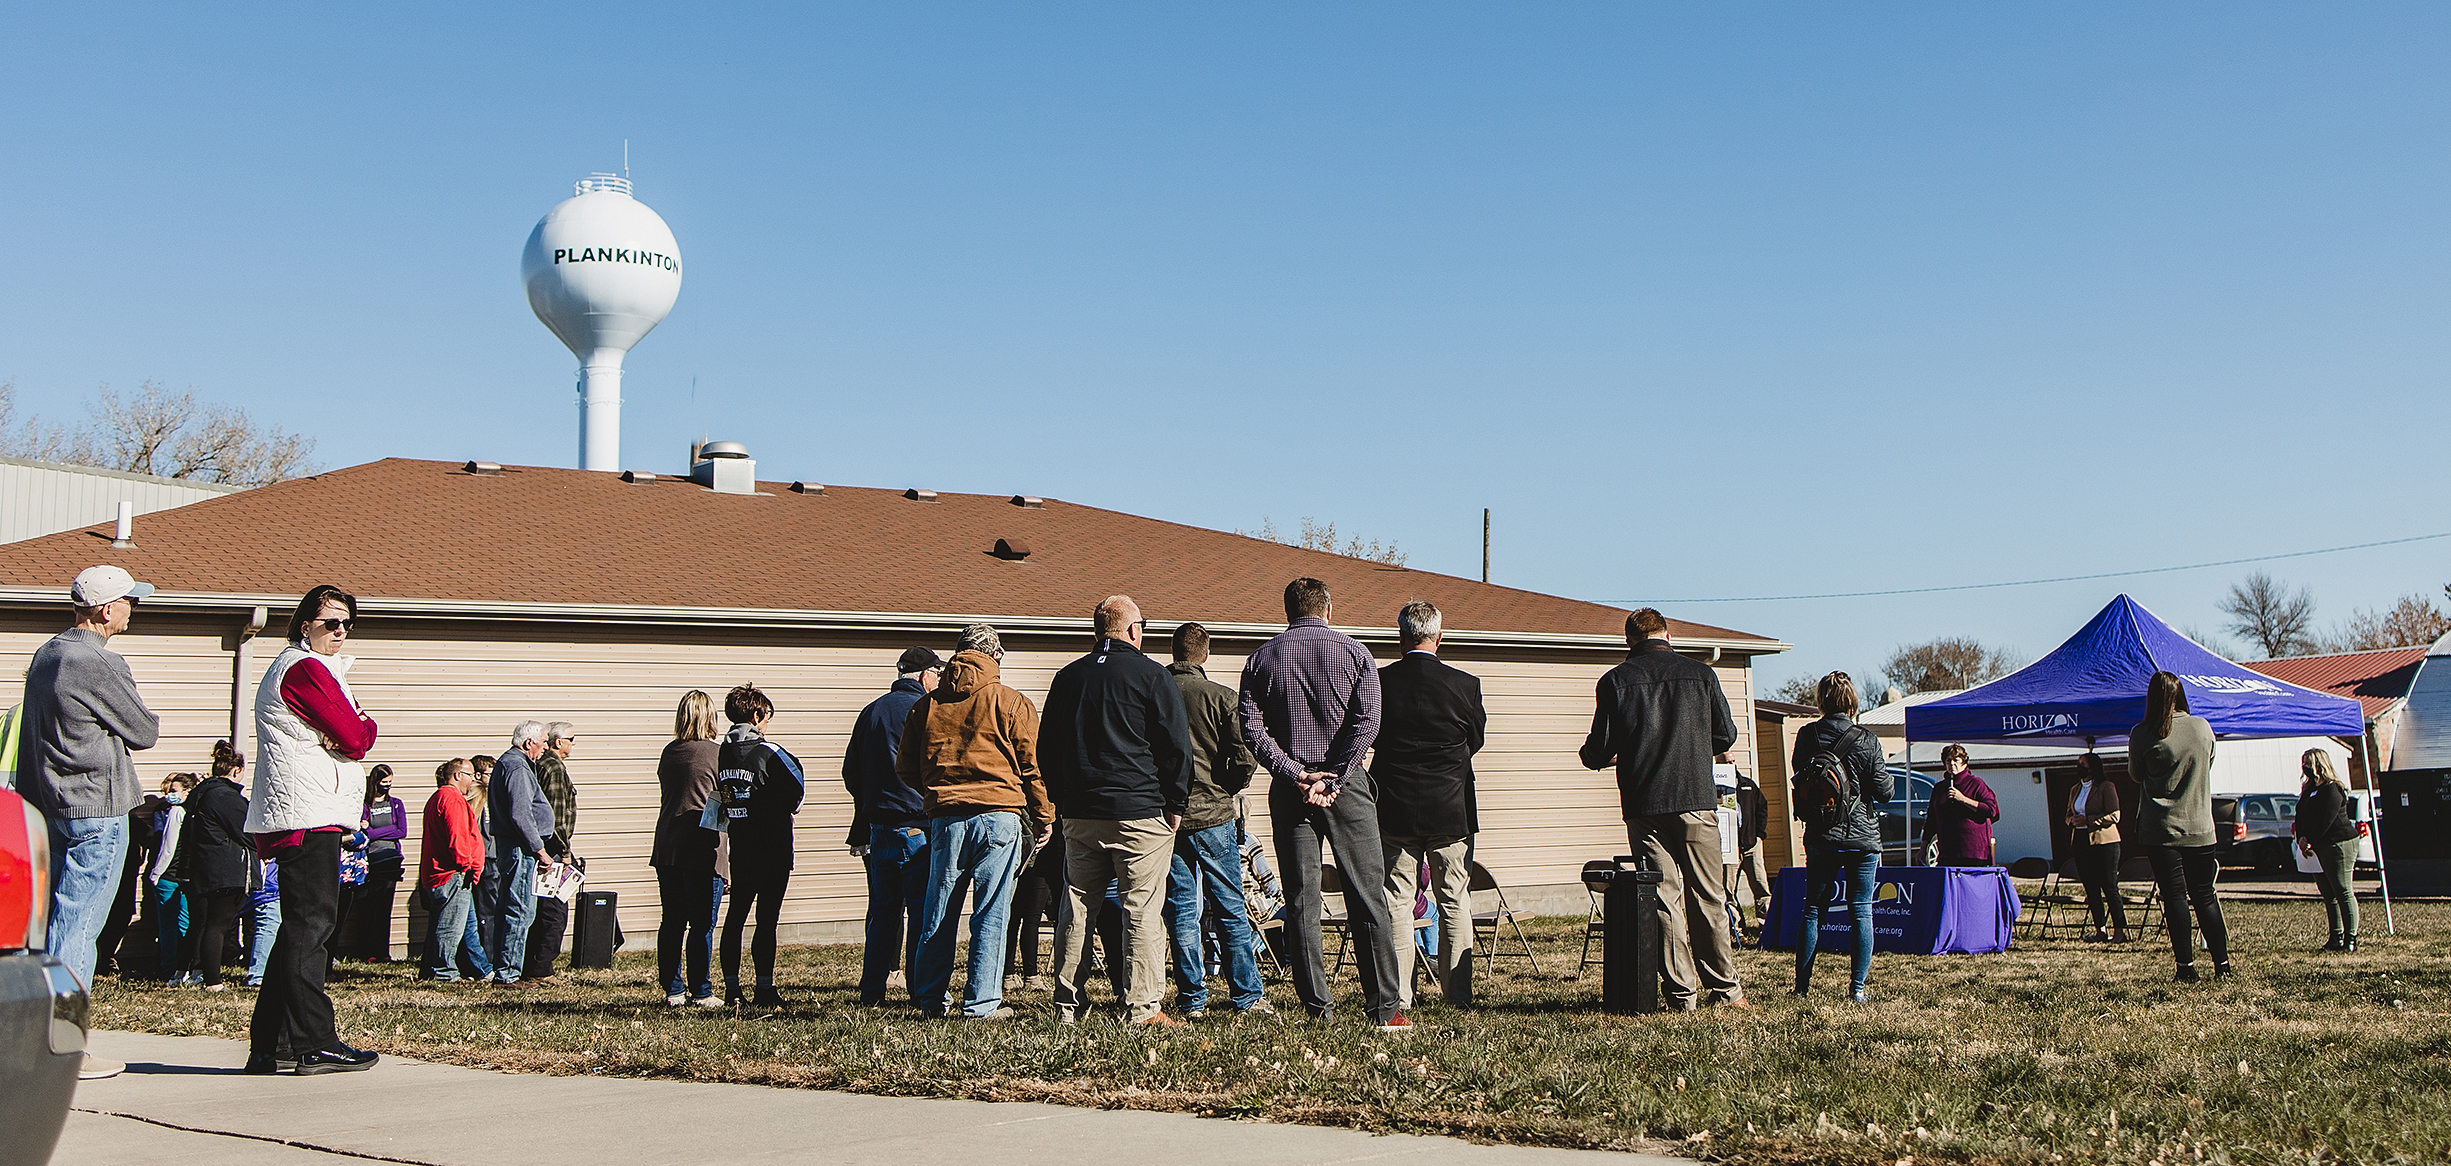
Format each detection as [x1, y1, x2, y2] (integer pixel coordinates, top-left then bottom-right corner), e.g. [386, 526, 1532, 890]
[2130, 713, 2217, 848]
[489, 747, 557, 857]
[14, 628, 160, 819]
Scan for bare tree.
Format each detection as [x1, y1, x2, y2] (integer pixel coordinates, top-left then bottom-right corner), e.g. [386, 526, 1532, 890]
[1880, 637, 2023, 694]
[1769, 667, 1892, 707]
[2181, 625, 2241, 660]
[2321, 594, 2451, 653]
[1236, 515, 1408, 566]
[0, 380, 90, 463]
[2219, 572, 2318, 659]
[3, 380, 317, 487]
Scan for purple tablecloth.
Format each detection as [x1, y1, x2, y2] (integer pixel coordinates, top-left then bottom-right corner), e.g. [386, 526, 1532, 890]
[1766, 865, 2021, 954]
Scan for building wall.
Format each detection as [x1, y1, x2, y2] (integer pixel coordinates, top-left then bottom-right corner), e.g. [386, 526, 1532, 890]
[0, 457, 242, 546]
[1, 608, 1765, 953]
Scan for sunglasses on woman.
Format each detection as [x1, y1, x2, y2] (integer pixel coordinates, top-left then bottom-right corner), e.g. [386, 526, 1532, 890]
[312, 618, 354, 632]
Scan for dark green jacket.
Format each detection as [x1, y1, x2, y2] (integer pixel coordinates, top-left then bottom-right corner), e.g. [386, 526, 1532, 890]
[1169, 661, 1259, 831]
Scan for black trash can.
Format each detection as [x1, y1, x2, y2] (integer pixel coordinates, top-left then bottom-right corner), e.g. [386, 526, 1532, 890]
[571, 890, 620, 969]
[1581, 855, 1665, 1014]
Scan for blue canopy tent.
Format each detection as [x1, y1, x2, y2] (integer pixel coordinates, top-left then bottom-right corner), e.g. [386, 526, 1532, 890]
[1904, 594, 2392, 932]
[1905, 595, 2364, 748]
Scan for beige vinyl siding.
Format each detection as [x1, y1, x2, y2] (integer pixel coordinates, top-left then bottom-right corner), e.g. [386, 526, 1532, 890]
[4, 610, 1766, 954]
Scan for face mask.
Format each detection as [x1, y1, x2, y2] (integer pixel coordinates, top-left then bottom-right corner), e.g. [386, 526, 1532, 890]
[164, 793, 184, 805]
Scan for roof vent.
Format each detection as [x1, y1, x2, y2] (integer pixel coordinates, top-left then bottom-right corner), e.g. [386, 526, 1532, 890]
[992, 537, 1033, 561]
[790, 481, 824, 495]
[1010, 495, 1044, 509]
[463, 461, 503, 476]
[689, 440, 757, 495]
[904, 488, 938, 502]
[621, 470, 657, 483]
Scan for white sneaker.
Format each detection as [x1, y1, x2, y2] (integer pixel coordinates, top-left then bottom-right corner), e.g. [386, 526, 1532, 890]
[690, 995, 725, 1008]
[666, 993, 688, 1007]
[80, 1054, 125, 1080]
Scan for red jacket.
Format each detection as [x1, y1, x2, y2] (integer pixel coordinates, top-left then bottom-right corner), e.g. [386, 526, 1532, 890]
[420, 786, 483, 890]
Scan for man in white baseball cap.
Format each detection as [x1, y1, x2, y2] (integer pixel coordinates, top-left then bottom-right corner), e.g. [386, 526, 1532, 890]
[15, 564, 161, 1080]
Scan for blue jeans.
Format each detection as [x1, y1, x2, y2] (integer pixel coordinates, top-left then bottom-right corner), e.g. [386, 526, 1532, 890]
[1797, 846, 1880, 996]
[484, 848, 539, 983]
[424, 873, 475, 982]
[1164, 821, 1264, 1013]
[862, 823, 930, 1004]
[246, 893, 281, 985]
[48, 814, 130, 989]
[154, 876, 191, 979]
[912, 811, 1024, 1017]
[462, 857, 496, 979]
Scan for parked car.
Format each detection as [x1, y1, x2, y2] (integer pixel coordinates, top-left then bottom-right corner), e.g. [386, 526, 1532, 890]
[1877, 768, 1933, 861]
[2, 787, 86, 1166]
[2218, 792, 2302, 874]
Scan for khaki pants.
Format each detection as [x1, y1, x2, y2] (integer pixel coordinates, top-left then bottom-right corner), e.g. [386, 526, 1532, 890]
[1052, 817, 1174, 1022]
[1724, 841, 1771, 933]
[1628, 810, 1742, 1007]
[1381, 833, 1473, 1009]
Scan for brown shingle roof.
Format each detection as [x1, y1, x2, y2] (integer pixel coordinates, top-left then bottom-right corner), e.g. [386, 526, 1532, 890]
[2242, 647, 2426, 719]
[0, 458, 1780, 645]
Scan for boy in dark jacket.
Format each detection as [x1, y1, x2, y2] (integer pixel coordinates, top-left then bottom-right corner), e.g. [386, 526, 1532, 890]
[1161, 622, 1266, 1017]
[717, 685, 806, 1006]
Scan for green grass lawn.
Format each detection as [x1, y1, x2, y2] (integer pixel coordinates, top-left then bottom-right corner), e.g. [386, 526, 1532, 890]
[93, 899, 2449, 1165]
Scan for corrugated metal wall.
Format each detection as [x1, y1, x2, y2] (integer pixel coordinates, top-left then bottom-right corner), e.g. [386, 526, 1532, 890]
[2, 609, 1762, 956]
[0, 458, 242, 546]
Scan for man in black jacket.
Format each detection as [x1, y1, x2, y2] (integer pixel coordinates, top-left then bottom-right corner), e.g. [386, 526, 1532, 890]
[1372, 601, 1487, 1010]
[1578, 608, 1746, 1009]
[1038, 595, 1195, 1026]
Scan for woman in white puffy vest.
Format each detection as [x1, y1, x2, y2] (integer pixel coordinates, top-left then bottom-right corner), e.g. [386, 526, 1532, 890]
[242, 585, 382, 1077]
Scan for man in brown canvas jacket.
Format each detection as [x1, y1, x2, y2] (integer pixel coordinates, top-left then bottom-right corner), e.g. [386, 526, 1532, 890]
[896, 624, 1053, 1019]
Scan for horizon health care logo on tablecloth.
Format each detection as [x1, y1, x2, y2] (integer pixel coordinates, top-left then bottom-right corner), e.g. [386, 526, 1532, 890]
[1810, 877, 1916, 943]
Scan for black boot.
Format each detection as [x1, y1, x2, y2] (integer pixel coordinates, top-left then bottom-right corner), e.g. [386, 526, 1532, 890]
[2174, 963, 2200, 983]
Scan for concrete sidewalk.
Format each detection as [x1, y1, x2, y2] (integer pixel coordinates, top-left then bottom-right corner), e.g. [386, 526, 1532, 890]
[59, 1031, 1682, 1165]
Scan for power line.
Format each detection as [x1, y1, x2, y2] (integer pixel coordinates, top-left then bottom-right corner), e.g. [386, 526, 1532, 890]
[1614, 530, 2451, 604]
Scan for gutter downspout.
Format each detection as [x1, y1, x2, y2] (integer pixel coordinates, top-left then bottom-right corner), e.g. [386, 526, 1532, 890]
[2357, 719, 2396, 937]
[231, 605, 267, 753]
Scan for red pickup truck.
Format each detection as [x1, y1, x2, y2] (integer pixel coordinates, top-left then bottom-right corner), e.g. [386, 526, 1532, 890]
[1, 786, 86, 1166]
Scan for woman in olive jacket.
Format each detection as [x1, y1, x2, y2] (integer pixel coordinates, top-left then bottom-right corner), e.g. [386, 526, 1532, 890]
[1790, 672, 1893, 1003]
[2128, 671, 2229, 981]
[2294, 750, 2361, 952]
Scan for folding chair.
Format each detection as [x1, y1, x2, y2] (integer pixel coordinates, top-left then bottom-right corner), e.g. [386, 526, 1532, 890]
[1468, 861, 1540, 975]
[1320, 863, 1354, 973]
[2117, 855, 2166, 939]
[2006, 857, 2069, 940]
[1575, 859, 1611, 979]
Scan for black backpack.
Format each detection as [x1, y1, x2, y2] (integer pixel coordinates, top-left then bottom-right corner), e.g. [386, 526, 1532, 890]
[1791, 725, 1866, 831]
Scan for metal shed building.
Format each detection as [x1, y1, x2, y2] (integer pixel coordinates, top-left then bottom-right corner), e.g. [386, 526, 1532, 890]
[0, 456, 1787, 953]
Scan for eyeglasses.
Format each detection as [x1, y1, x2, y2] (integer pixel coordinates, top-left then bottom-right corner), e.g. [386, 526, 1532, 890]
[312, 618, 354, 632]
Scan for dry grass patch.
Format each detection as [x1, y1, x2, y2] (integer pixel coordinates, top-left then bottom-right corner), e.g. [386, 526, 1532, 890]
[92, 899, 2451, 1165]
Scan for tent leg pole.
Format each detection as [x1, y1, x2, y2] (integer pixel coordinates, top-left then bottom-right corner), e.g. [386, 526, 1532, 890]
[2358, 731, 2395, 938]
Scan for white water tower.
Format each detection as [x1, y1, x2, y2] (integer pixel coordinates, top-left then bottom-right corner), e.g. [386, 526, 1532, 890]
[521, 174, 683, 471]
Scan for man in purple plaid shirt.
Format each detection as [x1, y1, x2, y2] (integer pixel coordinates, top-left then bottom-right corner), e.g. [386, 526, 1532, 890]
[1238, 578, 1409, 1030]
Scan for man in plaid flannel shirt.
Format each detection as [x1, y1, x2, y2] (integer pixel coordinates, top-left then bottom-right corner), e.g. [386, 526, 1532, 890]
[1237, 578, 1409, 1031]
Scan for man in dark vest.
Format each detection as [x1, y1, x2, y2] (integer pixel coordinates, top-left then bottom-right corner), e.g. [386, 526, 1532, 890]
[1372, 600, 1487, 1010]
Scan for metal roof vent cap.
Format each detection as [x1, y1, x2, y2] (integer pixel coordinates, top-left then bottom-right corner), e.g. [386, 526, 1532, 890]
[463, 461, 503, 476]
[904, 488, 938, 502]
[689, 441, 757, 495]
[992, 537, 1033, 561]
[1010, 495, 1044, 509]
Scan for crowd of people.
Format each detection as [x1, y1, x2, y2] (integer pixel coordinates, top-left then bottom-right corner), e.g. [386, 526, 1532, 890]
[3, 562, 2381, 1082]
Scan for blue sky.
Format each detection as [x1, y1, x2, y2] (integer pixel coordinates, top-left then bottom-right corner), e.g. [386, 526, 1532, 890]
[5, 4, 2446, 689]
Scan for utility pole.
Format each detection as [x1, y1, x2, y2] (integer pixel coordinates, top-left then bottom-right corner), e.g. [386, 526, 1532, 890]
[1482, 508, 1491, 583]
